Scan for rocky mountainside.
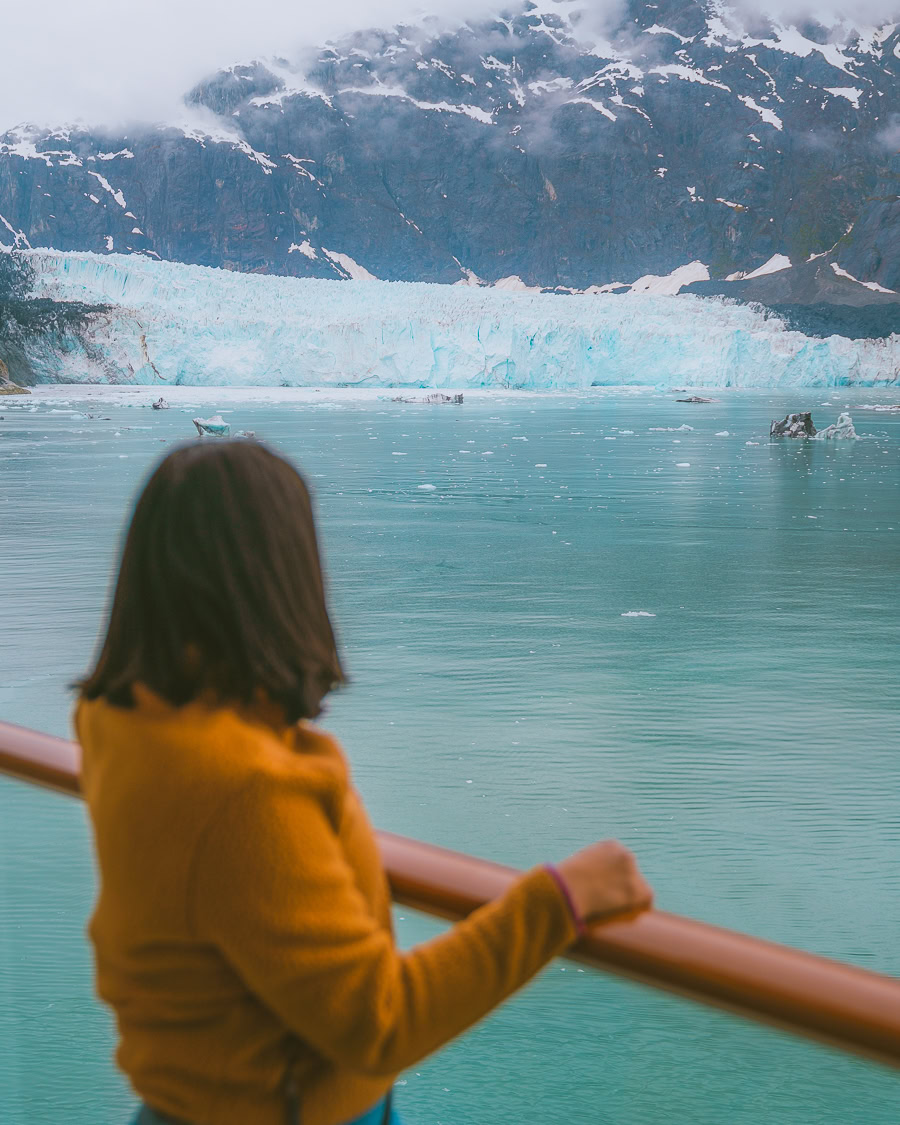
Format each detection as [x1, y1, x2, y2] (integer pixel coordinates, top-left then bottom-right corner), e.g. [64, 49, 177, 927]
[1, 0, 900, 300]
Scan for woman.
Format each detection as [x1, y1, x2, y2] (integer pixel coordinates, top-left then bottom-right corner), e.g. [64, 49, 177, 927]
[75, 440, 653, 1125]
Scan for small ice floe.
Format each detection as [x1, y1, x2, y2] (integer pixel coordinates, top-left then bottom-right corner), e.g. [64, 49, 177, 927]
[746, 441, 760, 446]
[675, 462, 691, 467]
[193, 414, 230, 437]
[392, 392, 464, 405]
[814, 412, 858, 440]
[858, 404, 900, 412]
[417, 484, 437, 491]
[621, 610, 656, 617]
[234, 430, 256, 439]
[715, 430, 730, 437]
[151, 397, 169, 410]
[770, 412, 816, 438]
[676, 395, 714, 403]
[535, 463, 547, 468]
[649, 425, 694, 432]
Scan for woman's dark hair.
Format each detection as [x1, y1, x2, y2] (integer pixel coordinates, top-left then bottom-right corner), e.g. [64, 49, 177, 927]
[79, 440, 344, 723]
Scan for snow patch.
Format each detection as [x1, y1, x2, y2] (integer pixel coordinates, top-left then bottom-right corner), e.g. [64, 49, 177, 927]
[824, 87, 862, 108]
[289, 240, 318, 260]
[629, 261, 710, 295]
[738, 96, 783, 130]
[86, 172, 127, 208]
[830, 262, 896, 294]
[650, 64, 730, 92]
[322, 249, 377, 280]
[565, 97, 617, 120]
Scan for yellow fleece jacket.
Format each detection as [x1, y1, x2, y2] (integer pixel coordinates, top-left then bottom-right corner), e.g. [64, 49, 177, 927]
[75, 688, 578, 1125]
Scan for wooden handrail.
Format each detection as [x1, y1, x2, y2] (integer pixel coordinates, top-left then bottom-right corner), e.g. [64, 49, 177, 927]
[2, 719, 900, 1069]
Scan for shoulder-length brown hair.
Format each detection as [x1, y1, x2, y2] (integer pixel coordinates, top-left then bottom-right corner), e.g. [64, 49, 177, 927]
[79, 439, 344, 723]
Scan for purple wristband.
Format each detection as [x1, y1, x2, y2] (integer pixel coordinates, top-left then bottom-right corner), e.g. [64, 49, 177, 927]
[545, 863, 586, 937]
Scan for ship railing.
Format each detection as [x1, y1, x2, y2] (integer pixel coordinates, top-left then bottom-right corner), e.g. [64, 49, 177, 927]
[2, 718, 899, 1070]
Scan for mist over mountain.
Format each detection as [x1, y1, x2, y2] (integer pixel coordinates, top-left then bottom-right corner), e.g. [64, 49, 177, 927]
[2, 0, 900, 317]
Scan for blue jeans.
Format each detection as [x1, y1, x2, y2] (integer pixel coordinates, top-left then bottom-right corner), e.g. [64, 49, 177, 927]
[132, 1094, 401, 1125]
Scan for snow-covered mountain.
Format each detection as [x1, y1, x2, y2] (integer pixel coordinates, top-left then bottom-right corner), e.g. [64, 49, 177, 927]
[2, 0, 900, 298]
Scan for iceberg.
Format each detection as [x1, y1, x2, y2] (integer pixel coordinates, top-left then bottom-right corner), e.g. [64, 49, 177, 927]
[193, 414, 230, 436]
[814, 412, 858, 440]
[17, 250, 900, 390]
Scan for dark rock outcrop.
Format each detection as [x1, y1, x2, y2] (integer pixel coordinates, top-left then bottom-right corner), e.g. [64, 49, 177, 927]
[0, 250, 111, 383]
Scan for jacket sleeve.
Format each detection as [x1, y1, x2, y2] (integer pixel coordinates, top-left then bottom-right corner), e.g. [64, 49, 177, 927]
[191, 768, 577, 1077]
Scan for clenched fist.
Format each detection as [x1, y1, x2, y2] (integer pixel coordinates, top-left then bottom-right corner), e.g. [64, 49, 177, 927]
[556, 840, 653, 922]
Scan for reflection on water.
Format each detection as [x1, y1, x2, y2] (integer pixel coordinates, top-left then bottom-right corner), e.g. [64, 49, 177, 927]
[1, 390, 899, 1123]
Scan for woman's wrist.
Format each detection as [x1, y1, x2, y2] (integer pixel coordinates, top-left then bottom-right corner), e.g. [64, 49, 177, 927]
[544, 863, 586, 937]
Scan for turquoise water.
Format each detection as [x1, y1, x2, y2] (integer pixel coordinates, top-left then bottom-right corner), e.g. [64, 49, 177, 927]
[1, 388, 899, 1124]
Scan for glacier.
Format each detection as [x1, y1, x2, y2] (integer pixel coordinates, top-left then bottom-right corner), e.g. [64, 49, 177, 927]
[19, 250, 900, 390]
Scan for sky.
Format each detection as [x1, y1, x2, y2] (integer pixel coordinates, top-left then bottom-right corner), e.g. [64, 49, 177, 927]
[2, 0, 900, 135]
[0, 0, 501, 133]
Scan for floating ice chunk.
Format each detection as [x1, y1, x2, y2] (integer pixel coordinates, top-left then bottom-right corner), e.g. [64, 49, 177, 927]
[675, 462, 691, 467]
[649, 425, 694, 432]
[715, 430, 730, 436]
[392, 392, 463, 404]
[621, 610, 656, 617]
[417, 483, 437, 490]
[192, 414, 230, 436]
[745, 441, 760, 446]
[814, 412, 858, 440]
[619, 429, 635, 435]
[535, 462, 547, 467]
[151, 397, 169, 410]
[391, 451, 408, 456]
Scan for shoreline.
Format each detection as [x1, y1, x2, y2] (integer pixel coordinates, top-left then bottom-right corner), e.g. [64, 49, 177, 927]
[10, 383, 900, 409]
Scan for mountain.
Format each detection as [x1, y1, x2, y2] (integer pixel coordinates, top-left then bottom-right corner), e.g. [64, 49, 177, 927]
[1, 0, 900, 299]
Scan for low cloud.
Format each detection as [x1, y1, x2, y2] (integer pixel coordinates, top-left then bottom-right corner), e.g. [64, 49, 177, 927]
[4, 1, 899, 136]
[0, 0, 513, 133]
[876, 114, 900, 150]
[729, 1, 900, 28]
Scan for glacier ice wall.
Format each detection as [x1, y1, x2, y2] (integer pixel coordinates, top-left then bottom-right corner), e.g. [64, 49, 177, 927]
[23, 250, 900, 389]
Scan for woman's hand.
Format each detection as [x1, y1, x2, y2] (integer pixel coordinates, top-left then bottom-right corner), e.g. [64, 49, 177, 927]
[555, 840, 653, 922]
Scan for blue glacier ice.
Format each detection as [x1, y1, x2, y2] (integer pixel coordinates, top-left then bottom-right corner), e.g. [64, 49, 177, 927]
[22, 250, 900, 390]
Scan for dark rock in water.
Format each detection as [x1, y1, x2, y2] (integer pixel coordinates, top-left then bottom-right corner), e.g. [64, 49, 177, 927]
[676, 395, 713, 403]
[771, 412, 816, 437]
